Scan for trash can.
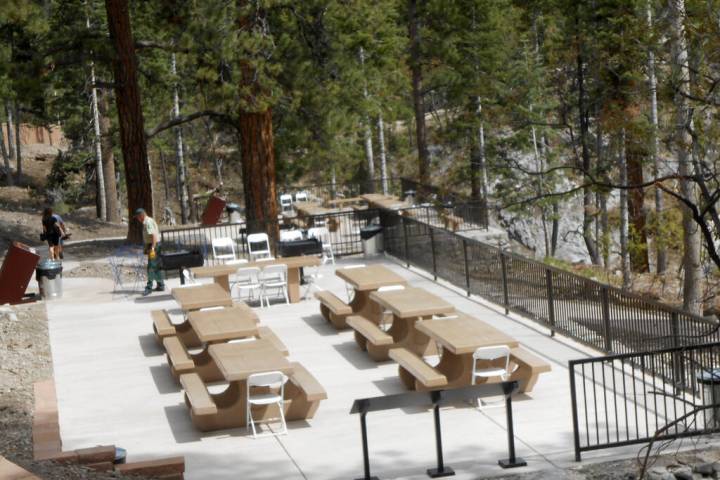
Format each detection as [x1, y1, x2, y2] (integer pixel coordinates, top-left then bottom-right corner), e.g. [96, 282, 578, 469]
[36, 259, 63, 300]
[697, 369, 720, 428]
[361, 224, 384, 257]
[226, 202, 242, 223]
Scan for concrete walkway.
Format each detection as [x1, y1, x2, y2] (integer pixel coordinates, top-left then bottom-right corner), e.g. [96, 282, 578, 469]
[46, 256, 648, 479]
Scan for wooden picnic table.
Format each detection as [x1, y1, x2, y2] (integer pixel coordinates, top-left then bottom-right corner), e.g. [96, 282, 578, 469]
[335, 265, 407, 322]
[412, 312, 519, 389]
[362, 287, 454, 358]
[191, 255, 321, 302]
[361, 193, 412, 211]
[324, 196, 365, 208]
[181, 339, 328, 431]
[187, 305, 259, 344]
[294, 201, 334, 217]
[171, 283, 233, 312]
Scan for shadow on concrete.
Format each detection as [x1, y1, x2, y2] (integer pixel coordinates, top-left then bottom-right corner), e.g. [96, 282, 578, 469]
[134, 293, 173, 304]
[150, 365, 180, 394]
[332, 342, 385, 371]
[139, 333, 163, 357]
[164, 404, 203, 443]
[300, 314, 338, 337]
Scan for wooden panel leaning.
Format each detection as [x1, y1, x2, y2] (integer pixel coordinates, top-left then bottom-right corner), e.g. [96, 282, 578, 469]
[115, 456, 185, 480]
[389, 348, 448, 391]
[315, 291, 353, 329]
[152, 309, 176, 346]
[346, 315, 393, 361]
[508, 347, 551, 394]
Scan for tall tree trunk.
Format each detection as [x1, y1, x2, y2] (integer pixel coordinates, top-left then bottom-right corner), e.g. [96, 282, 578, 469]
[13, 102, 21, 184]
[359, 47, 375, 191]
[619, 131, 631, 289]
[377, 114, 388, 195]
[408, 0, 430, 189]
[0, 120, 12, 186]
[104, 0, 153, 243]
[89, 46, 107, 221]
[469, 98, 489, 225]
[668, 0, 702, 314]
[577, 48, 600, 265]
[159, 149, 170, 201]
[171, 51, 190, 224]
[646, 0, 666, 274]
[239, 110, 278, 245]
[99, 91, 120, 223]
[626, 136, 649, 272]
[4, 102, 16, 181]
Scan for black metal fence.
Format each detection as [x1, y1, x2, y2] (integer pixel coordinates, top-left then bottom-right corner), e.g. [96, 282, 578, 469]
[379, 210, 719, 355]
[569, 342, 720, 460]
[280, 177, 403, 204]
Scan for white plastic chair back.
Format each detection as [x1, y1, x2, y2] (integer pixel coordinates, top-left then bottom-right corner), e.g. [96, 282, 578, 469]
[261, 264, 287, 283]
[280, 194, 293, 212]
[182, 268, 197, 285]
[236, 267, 261, 284]
[378, 285, 405, 293]
[246, 371, 288, 438]
[342, 264, 366, 270]
[295, 191, 308, 202]
[212, 237, 236, 262]
[248, 371, 287, 390]
[472, 345, 511, 379]
[247, 233, 271, 259]
[280, 230, 303, 242]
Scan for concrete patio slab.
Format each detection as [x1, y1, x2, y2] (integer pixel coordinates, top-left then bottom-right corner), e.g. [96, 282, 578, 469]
[45, 255, 674, 479]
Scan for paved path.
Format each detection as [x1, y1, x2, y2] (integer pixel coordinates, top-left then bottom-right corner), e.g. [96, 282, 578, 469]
[46, 256, 644, 479]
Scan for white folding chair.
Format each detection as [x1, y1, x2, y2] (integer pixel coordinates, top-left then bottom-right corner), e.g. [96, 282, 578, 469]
[181, 268, 197, 286]
[279, 193, 293, 213]
[246, 371, 288, 438]
[247, 233, 273, 261]
[295, 191, 308, 202]
[472, 345, 511, 407]
[260, 264, 289, 307]
[233, 267, 262, 305]
[212, 237, 237, 263]
[307, 227, 334, 265]
[279, 229, 303, 242]
[341, 264, 366, 302]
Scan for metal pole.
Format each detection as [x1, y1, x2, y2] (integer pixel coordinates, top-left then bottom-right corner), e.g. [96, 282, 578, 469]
[500, 252, 509, 314]
[498, 393, 527, 468]
[463, 239, 470, 296]
[430, 227, 437, 280]
[601, 287, 612, 352]
[356, 412, 380, 480]
[427, 404, 454, 478]
[403, 216, 410, 269]
[545, 269, 556, 337]
[568, 363, 583, 462]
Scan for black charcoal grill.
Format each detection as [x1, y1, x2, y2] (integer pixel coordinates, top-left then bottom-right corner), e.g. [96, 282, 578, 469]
[158, 249, 204, 284]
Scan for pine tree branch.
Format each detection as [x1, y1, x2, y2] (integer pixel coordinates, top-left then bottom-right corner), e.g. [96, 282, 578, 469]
[146, 110, 236, 138]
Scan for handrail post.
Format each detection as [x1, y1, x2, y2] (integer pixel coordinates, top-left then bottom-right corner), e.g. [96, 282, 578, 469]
[402, 216, 410, 268]
[568, 362, 582, 462]
[498, 390, 526, 468]
[463, 238, 470, 296]
[545, 269, 556, 337]
[600, 286, 612, 353]
[427, 400, 454, 478]
[430, 227, 437, 280]
[356, 411, 379, 480]
[500, 251, 510, 314]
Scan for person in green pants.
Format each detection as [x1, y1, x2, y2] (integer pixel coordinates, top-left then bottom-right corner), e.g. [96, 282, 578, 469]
[135, 208, 165, 296]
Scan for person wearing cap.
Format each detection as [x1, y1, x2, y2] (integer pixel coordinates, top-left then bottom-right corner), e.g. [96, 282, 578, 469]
[134, 208, 165, 296]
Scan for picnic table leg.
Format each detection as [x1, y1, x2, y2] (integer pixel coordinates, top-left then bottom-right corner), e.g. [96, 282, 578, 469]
[214, 274, 231, 293]
[287, 267, 301, 303]
[434, 351, 473, 389]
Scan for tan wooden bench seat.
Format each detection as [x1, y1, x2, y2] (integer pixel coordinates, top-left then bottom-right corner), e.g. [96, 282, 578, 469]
[285, 362, 327, 420]
[257, 326, 289, 355]
[115, 456, 185, 479]
[315, 290, 353, 329]
[390, 348, 448, 391]
[509, 347, 551, 394]
[164, 337, 194, 377]
[152, 309, 176, 345]
[347, 315, 394, 361]
[179, 373, 217, 416]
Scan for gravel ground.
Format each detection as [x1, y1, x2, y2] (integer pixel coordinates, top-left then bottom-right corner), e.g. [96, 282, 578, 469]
[0, 303, 153, 479]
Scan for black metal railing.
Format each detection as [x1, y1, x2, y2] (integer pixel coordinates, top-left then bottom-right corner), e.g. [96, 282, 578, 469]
[379, 209, 719, 355]
[280, 177, 403, 204]
[569, 342, 720, 460]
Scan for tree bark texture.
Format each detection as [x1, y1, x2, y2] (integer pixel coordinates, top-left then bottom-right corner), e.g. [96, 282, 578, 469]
[619, 132, 631, 289]
[626, 134, 649, 272]
[0, 120, 12, 186]
[668, 0, 702, 314]
[377, 114, 388, 195]
[105, 0, 153, 242]
[13, 102, 21, 184]
[171, 52, 190, 224]
[90, 61, 107, 220]
[408, 0, 430, 189]
[99, 91, 121, 223]
[4, 102, 16, 181]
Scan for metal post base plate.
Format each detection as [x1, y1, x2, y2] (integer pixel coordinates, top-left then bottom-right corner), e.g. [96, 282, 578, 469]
[354, 477, 380, 480]
[498, 458, 527, 469]
[427, 467, 455, 478]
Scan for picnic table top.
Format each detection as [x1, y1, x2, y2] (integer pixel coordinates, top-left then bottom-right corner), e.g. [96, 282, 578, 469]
[187, 305, 259, 343]
[360, 193, 412, 210]
[209, 339, 293, 382]
[192, 255, 321, 277]
[415, 312, 520, 355]
[294, 201, 335, 216]
[325, 196, 365, 208]
[369, 287, 454, 319]
[171, 283, 233, 311]
[335, 265, 407, 291]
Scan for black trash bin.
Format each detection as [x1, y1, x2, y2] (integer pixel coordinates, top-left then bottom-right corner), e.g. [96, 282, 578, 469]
[360, 224, 383, 257]
[36, 259, 63, 300]
[697, 369, 720, 429]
